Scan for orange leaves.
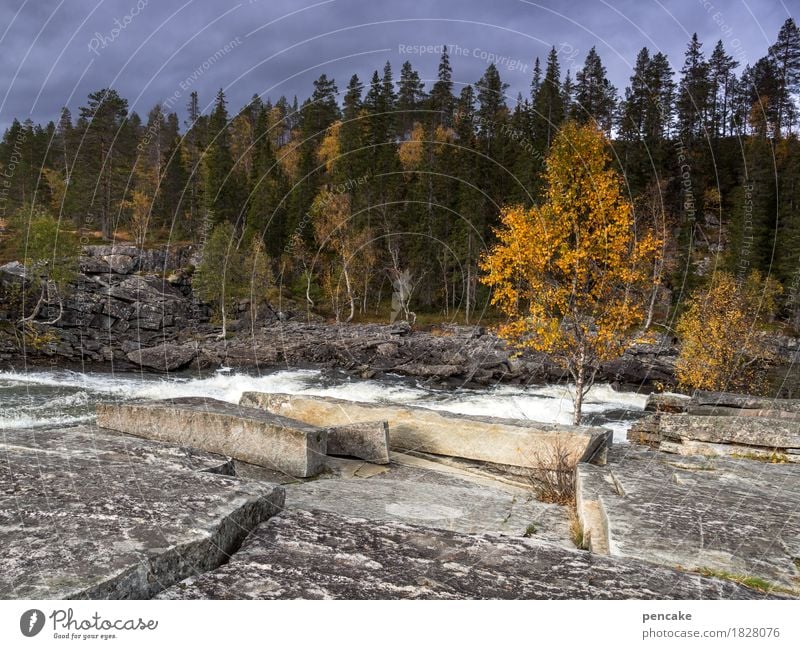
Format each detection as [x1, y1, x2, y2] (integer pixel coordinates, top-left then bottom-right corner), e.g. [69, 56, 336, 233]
[480, 121, 660, 366]
[675, 271, 781, 392]
[398, 122, 425, 171]
[317, 121, 342, 174]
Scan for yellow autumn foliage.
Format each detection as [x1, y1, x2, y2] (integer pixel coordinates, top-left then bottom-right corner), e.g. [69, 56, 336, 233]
[675, 271, 781, 393]
[480, 121, 660, 423]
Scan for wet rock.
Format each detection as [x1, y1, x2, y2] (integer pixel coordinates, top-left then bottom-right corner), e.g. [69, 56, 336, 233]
[126, 343, 196, 371]
[0, 424, 284, 599]
[157, 508, 769, 599]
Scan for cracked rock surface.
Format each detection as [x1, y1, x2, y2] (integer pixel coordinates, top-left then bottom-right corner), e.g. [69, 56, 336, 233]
[578, 445, 800, 593]
[0, 424, 284, 599]
[157, 508, 770, 599]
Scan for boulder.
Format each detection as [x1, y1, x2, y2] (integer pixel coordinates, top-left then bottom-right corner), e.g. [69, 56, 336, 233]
[657, 414, 800, 449]
[96, 397, 328, 477]
[102, 253, 137, 274]
[126, 342, 196, 371]
[644, 392, 691, 413]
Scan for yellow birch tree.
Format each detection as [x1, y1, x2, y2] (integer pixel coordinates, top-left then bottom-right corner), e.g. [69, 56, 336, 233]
[480, 122, 660, 424]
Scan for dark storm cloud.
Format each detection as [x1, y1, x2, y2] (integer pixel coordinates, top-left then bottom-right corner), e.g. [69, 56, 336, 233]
[0, 0, 793, 129]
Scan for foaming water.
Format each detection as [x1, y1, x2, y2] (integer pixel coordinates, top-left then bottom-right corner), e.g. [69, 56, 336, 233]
[0, 368, 647, 441]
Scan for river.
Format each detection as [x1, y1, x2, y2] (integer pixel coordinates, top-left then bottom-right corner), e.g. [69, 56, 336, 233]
[0, 368, 648, 442]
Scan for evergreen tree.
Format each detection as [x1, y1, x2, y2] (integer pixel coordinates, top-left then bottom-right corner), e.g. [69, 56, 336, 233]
[397, 61, 426, 138]
[708, 40, 738, 138]
[769, 18, 800, 136]
[573, 46, 617, 132]
[429, 46, 454, 127]
[677, 34, 711, 138]
[75, 89, 131, 237]
[204, 89, 243, 226]
[619, 47, 651, 141]
[533, 47, 564, 148]
[245, 106, 287, 255]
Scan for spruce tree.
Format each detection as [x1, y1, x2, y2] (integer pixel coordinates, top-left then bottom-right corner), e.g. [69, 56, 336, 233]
[573, 46, 617, 133]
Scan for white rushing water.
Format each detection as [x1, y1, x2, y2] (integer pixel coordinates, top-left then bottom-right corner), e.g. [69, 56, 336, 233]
[0, 368, 648, 442]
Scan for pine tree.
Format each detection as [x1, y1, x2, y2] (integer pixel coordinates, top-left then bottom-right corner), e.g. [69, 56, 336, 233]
[533, 47, 564, 148]
[429, 46, 454, 127]
[245, 106, 287, 256]
[75, 89, 131, 237]
[397, 61, 426, 138]
[677, 34, 711, 138]
[573, 46, 617, 133]
[204, 89, 243, 226]
[708, 41, 738, 138]
[769, 18, 800, 135]
[619, 48, 651, 141]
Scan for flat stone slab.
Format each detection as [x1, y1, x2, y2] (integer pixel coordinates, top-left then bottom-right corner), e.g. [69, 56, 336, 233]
[656, 414, 800, 449]
[693, 390, 800, 412]
[240, 392, 610, 470]
[97, 397, 327, 478]
[285, 461, 572, 543]
[577, 445, 800, 593]
[326, 420, 390, 464]
[0, 425, 234, 475]
[157, 509, 770, 599]
[0, 425, 284, 599]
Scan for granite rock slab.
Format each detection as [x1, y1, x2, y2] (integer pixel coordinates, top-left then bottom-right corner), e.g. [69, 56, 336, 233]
[240, 392, 610, 469]
[97, 397, 327, 477]
[0, 424, 284, 599]
[577, 445, 800, 593]
[157, 509, 771, 600]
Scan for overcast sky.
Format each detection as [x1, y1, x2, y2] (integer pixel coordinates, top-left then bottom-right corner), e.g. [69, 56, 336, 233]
[0, 0, 793, 130]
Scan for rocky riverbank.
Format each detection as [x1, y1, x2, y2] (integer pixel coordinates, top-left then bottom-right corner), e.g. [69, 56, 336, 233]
[2, 244, 799, 392]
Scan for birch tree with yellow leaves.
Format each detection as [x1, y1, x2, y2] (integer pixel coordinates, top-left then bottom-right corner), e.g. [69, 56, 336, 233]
[480, 122, 660, 424]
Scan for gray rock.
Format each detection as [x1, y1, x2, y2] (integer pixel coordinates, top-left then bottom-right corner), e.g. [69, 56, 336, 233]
[326, 420, 390, 464]
[577, 445, 800, 593]
[157, 509, 770, 599]
[285, 460, 571, 541]
[240, 392, 611, 470]
[97, 397, 328, 478]
[102, 254, 137, 274]
[644, 393, 691, 413]
[657, 414, 800, 449]
[0, 424, 284, 599]
[693, 390, 800, 412]
[126, 343, 196, 371]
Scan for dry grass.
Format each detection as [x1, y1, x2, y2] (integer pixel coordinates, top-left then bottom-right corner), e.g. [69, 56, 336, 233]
[527, 436, 577, 506]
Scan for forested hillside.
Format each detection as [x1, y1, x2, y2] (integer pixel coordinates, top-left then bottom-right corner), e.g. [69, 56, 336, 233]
[1, 19, 799, 330]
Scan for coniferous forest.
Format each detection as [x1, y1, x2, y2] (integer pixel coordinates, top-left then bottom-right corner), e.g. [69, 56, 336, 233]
[1, 20, 800, 331]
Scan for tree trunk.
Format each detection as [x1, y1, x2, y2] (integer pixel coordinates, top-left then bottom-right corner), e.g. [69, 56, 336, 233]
[573, 346, 586, 426]
[343, 264, 354, 323]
